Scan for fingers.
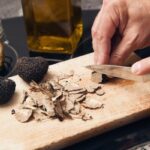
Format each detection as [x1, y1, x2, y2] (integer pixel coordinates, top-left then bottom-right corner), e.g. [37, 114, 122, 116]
[93, 37, 111, 64]
[92, 3, 105, 39]
[131, 57, 150, 75]
[109, 35, 133, 65]
[92, 4, 119, 64]
[92, 0, 110, 39]
[110, 28, 140, 65]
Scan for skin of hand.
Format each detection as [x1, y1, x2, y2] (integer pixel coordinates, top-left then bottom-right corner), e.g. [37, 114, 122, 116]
[92, 0, 150, 75]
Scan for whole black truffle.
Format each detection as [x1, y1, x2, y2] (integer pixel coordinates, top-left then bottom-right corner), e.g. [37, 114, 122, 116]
[0, 78, 16, 104]
[15, 57, 49, 82]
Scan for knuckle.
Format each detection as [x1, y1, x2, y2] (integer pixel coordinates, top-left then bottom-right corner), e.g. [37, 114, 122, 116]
[111, 0, 122, 8]
[92, 28, 106, 41]
[126, 32, 140, 48]
[112, 53, 122, 59]
[96, 34, 107, 43]
[91, 26, 96, 37]
[111, 52, 124, 63]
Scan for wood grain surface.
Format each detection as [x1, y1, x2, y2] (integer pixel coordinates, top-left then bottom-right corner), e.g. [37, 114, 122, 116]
[0, 53, 150, 150]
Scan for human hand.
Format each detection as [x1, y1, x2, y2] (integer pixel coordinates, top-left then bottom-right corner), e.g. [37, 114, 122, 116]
[92, 0, 150, 75]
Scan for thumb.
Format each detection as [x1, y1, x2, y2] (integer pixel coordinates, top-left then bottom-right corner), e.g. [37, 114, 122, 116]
[131, 57, 150, 75]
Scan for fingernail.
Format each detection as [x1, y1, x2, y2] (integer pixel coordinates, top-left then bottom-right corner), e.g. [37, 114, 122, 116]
[131, 63, 141, 74]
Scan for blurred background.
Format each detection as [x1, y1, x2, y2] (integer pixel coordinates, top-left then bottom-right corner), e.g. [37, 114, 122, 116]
[0, 0, 102, 19]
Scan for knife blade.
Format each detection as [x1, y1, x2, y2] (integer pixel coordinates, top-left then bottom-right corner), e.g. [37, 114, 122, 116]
[86, 65, 150, 82]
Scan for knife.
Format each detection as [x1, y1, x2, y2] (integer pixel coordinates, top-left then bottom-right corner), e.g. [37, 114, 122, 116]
[86, 65, 150, 82]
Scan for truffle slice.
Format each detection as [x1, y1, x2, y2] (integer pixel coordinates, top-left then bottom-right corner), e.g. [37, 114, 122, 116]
[15, 57, 49, 82]
[91, 71, 109, 84]
[65, 99, 74, 113]
[69, 93, 85, 103]
[85, 84, 101, 93]
[58, 70, 74, 80]
[96, 89, 105, 96]
[33, 109, 48, 121]
[82, 98, 103, 109]
[65, 83, 83, 92]
[70, 102, 81, 115]
[0, 78, 16, 104]
[82, 113, 93, 121]
[68, 88, 87, 94]
[14, 108, 32, 123]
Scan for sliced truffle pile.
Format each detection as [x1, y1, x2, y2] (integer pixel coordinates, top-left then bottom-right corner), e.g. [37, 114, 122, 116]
[15, 57, 49, 83]
[12, 72, 105, 123]
[0, 77, 16, 104]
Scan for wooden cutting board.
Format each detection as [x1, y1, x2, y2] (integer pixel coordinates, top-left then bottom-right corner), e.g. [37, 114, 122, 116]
[0, 53, 150, 150]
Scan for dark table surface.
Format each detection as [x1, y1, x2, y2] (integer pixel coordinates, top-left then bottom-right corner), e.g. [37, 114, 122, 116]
[2, 10, 150, 150]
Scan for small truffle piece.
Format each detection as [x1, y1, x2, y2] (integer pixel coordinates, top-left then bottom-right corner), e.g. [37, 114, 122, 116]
[86, 87, 95, 93]
[75, 95, 86, 102]
[15, 57, 49, 82]
[40, 82, 54, 93]
[0, 78, 16, 104]
[70, 102, 81, 115]
[23, 96, 36, 106]
[82, 113, 93, 121]
[33, 109, 48, 121]
[52, 90, 63, 102]
[58, 70, 74, 80]
[54, 101, 65, 121]
[65, 99, 74, 112]
[73, 75, 82, 82]
[91, 71, 109, 84]
[68, 88, 87, 94]
[49, 81, 62, 90]
[27, 91, 51, 107]
[82, 98, 103, 109]
[43, 100, 55, 117]
[65, 83, 83, 92]
[91, 71, 100, 83]
[14, 108, 32, 123]
[69, 93, 85, 103]
[86, 84, 101, 93]
[96, 89, 105, 96]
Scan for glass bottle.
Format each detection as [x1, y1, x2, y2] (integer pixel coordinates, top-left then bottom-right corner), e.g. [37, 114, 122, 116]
[22, 0, 83, 54]
[0, 21, 4, 71]
[0, 21, 18, 77]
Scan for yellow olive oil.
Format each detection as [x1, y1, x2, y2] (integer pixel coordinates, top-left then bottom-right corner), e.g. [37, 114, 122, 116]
[22, 0, 83, 54]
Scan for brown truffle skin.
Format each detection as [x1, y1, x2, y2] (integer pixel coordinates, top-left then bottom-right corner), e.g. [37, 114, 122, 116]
[15, 57, 49, 82]
[0, 78, 16, 104]
[101, 74, 109, 83]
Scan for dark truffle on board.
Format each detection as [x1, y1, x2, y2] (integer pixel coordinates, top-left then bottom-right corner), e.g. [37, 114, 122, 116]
[0, 77, 16, 104]
[15, 57, 49, 83]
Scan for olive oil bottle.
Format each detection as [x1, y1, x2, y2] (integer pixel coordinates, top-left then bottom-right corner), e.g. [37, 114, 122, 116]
[22, 0, 83, 54]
